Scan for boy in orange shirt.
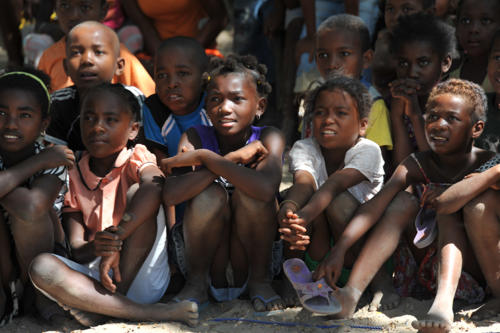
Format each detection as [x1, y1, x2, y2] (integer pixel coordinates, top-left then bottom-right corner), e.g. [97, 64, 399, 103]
[38, 0, 154, 96]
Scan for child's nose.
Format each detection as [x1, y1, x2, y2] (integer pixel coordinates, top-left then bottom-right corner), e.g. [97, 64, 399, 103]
[81, 50, 94, 65]
[409, 64, 420, 79]
[4, 116, 18, 129]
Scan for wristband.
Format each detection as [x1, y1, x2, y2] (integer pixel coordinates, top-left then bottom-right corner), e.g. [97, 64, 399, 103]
[279, 199, 299, 210]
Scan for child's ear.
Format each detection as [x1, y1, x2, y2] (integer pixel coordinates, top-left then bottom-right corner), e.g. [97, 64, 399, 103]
[41, 117, 50, 134]
[471, 120, 485, 139]
[362, 49, 374, 70]
[63, 58, 69, 76]
[128, 121, 140, 141]
[115, 57, 125, 76]
[256, 97, 267, 119]
[359, 117, 369, 136]
[441, 55, 452, 74]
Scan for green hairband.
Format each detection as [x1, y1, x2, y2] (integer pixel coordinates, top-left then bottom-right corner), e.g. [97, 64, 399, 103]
[0, 71, 51, 104]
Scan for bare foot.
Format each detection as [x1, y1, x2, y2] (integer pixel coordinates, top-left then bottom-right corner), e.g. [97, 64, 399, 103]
[412, 307, 453, 333]
[155, 300, 199, 327]
[66, 306, 107, 327]
[277, 278, 299, 308]
[248, 282, 284, 311]
[471, 298, 500, 321]
[172, 278, 209, 306]
[330, 286, 362, 319]
[368, 270, 400, 311]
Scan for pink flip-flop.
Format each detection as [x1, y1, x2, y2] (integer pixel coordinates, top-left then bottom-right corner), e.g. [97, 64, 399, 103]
[283, 258, 341, 314]
[413, 206, 437, 249]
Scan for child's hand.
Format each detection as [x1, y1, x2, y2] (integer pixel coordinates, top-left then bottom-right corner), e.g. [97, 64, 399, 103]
[160, 150, 202, 174]
[40, 145, 75, 169]
[226, 140, 269, 167]
[389, 79, 420, 106]
[99, 251, 121, 293]
[93, 226, 123, 257]
[421, 183, 447, 209]
[312, 246, 346, 289]
[279, 211, 310, 250]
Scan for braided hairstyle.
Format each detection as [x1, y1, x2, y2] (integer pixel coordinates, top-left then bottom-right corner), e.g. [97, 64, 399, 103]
[202, 54, 272, 98]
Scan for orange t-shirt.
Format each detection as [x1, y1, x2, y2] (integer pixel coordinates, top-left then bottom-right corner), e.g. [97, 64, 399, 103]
[137, 0, 206, 40]
[63, 145, 156, 239]
[38, 38, 155, 96]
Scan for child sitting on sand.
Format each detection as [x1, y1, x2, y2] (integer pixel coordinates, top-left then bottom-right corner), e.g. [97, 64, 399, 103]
[29, 83, 198, 327]
[307, 79, 497, 333]
[0, 70, 73, 325]
[161, 55, 286, 312]
[279, 76, 396, 311]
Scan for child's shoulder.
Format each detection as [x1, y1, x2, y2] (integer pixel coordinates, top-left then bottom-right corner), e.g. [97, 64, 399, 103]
[260, 126, 284, 142]
[51, 85, 78, 103]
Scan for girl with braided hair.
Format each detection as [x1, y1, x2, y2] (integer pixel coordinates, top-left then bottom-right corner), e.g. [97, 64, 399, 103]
[161, 54, 286, 312]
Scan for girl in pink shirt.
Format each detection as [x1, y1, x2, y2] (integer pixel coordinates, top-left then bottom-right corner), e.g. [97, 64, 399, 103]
[29, 83, 198, 327]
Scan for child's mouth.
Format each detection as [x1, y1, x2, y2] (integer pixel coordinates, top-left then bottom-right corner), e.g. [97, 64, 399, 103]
[167, 94, 183, 102]
[80, 72, 98, 80]
[430, 135, 448, 143]
[219, 119, 236, 127]
[2, 133, 21, 141]
[321, 130, 337, 136]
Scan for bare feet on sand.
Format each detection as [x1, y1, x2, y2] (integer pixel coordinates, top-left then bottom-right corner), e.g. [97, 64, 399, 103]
[249, 282, 284, 311]
[411, 307, 453, 333]
[58, 302, 107, 327]
[368, 270, 400, 312]
[277, 278, 300, 308]
[172, 279, 209, 307]
[330, 286, 362, 319]
[471, 298, 500, 321]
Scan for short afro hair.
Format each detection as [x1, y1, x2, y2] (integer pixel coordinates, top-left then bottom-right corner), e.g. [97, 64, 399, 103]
[426, 78, 487, 124]
[203, 54, 272, 98]
[81, 83, 141, 122]
[318, 14, 371, 52]
[390, 13, 457, 61]
[156, 36, 209, 72]
[304, 75, 372, 123]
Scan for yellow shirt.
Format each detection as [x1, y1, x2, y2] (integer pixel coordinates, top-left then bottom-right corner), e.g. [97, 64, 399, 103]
[366, 98, 393, 150]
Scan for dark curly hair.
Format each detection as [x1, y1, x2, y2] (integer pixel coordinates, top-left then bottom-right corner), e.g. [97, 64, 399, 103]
[0, 66, 51, 119]
[81, 83, 141, 122]
[390, 13, 457, 61]
[202, 54, 272, 98]
[304, 76, 372, 124]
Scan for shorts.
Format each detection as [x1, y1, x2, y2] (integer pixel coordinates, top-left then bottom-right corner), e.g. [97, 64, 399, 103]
[49, 208, 169, 304]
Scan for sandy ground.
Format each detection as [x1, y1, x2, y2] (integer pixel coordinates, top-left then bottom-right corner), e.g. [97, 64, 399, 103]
[2, 296, 500, 333]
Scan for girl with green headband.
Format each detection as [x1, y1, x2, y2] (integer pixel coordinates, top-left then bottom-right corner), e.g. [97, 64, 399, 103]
[0, 69, 75, 326]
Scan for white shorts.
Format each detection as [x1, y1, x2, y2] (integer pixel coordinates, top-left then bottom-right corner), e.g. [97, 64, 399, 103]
[52, 208, 169, 304]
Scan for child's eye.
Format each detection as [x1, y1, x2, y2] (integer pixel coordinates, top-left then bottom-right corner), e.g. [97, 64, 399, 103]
[317, 52, 329, 59]
[0, 110, 6, 117]
[233, 96, 245, 102]
[460, 17, 471, 25]
[69, 49, 81, 56]
[398, 60, 409, 68]
[156, 73, 167, 80]
[80, 4, 92, 12]
[402, 5, 414, 14]
[418, 59, 430, 66]
[481, 18, 492, 25]
[178, 71, 190, 77]
[95, 49, 105, 55]
[107, 117, 118, 123]
[385, 5, 393, 13]
[208, 95, 221, 103]
[20, 112, 32, 119]
[340, 51, 351, 57]
[447, 115, 459, 122]
[313, 109, 325, 116]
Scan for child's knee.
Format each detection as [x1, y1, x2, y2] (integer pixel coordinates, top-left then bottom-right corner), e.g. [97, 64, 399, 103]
[463, 189, 499, 224]
[325, 191, 359, 226]
[386, 191, 419, 218]
[232, 189, 275, 211]
[29, 253, 62, 288]
[187, 183, 228, 216]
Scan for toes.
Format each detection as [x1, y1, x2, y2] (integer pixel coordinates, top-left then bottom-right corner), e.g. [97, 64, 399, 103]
[252, 299, 266, 312]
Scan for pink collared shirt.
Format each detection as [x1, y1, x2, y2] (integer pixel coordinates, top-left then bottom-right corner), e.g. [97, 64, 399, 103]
[63, 144, 156, 240]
